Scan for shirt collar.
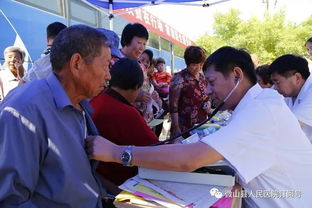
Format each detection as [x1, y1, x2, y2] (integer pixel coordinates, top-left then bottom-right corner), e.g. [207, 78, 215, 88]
[296, 75, 312, 103]
[184, 68, 195, 78]
[232, 84, 262, 116]
[2, 67, 18, 81]
[119, 49, 126, 58]
[46, 73, 72, 109]
[105, 87, 132, 106]
[184, 68, 203, 80]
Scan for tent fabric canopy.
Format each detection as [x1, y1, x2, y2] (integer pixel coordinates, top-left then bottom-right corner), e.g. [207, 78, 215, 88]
[84, 0, 206, 29]
[85, 0, 202, 10]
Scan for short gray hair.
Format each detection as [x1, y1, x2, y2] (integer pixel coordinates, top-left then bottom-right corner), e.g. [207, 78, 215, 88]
[50, 24, 109, 73]
[4, 46, 26, 61]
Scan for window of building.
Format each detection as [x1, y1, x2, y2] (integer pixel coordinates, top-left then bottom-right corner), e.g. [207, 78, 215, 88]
[69, 0, 97, 26]
[15, 0, 63, 16]
[148, 32, 159, 50]
[160, 37, 170, 52]
[173, 44, 185, 58]
[100, 12, 110, 29]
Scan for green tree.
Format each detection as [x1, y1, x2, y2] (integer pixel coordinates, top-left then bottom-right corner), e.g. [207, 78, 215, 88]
[213, 9, 242, 40]
[196, 35, 226, 55]
[196, 9, 312, 64]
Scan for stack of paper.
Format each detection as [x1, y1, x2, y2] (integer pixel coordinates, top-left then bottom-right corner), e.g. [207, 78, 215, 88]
[114, 191, 164, 208]
[138, 167, 235, 187]
[114, 175, 236, 208]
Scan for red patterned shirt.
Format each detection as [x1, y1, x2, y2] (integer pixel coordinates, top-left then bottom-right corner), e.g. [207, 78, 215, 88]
[169, 68, 210, 131]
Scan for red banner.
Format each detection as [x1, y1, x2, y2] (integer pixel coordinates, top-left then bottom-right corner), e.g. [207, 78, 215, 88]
[116, 8, 194, 48]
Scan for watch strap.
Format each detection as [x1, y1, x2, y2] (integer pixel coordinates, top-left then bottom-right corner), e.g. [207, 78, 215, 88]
[121, 145, 133, 167]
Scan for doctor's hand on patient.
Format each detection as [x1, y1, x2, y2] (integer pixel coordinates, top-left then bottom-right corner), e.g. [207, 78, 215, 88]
[86, 136, 120, 163]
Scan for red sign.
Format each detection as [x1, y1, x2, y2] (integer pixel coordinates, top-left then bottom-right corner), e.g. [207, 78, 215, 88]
[115, 8, 194, 48]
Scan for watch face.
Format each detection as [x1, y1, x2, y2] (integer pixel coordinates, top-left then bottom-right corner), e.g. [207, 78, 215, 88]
[121, 146, 132, 166]
[121, 152, 130, 164]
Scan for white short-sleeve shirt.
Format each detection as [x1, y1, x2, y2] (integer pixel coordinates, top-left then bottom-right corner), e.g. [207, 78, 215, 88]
[284, 75, 312, 142]
[201, 84, 312, 208]
[0, 68, 19, 100]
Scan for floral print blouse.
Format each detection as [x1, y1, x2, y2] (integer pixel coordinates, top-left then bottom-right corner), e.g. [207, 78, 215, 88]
[169, 68, 210, 131]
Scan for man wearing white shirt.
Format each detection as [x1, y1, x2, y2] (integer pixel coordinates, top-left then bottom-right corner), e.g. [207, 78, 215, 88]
[0, 46, 25, 100]
[270, 54, 312, 142]
[87, 46, 312, 208]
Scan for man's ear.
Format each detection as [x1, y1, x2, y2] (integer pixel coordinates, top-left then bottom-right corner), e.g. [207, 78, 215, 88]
[294, 72, 303, 84]
[232, 66, 244, 82]
[69, 53, 83, 76]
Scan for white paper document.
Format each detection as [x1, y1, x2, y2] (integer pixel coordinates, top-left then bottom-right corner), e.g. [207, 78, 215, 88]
[139, 167, 235, 187]
[119, 175, 233, 208]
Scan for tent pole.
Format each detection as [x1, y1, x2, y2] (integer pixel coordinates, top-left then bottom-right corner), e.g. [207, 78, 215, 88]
[170, 43, 174, 75]
[109, 0, 113, 30]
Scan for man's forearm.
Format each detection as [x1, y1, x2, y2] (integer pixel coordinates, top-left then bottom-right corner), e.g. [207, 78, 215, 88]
[130, 143, 223, 172]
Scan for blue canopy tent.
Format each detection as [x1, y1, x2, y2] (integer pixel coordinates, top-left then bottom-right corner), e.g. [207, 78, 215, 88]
[83, 0, 230, 29]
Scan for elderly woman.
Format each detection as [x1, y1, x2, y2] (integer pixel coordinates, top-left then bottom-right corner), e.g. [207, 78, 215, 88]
[169, 46, 210, 137]
[0, 46, 25, 100]
[90, 58, 159, 186]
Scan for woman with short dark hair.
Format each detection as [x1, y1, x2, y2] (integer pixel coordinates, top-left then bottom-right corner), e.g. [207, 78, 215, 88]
[90, 58, 159, 186]
[169, 46, 210, 137]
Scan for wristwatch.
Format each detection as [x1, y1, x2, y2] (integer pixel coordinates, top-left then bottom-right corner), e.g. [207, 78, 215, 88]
[121, 145, 133, 166]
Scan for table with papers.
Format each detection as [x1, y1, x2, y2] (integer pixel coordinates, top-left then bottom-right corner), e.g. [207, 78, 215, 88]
[114, 110, 240, 207]
[114, 173, 242, 208]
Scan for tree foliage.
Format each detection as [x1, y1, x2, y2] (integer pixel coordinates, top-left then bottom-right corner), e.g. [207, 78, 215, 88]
[196, 9, 312, 64]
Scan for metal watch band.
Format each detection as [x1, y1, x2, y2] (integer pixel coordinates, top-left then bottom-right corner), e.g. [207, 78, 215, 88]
[121, 145, 133, 167]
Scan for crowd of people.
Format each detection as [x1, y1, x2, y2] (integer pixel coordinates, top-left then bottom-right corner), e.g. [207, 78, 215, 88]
[0, 21, 312, 207]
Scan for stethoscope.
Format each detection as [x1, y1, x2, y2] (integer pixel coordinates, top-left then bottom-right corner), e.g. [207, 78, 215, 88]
[151, 79, 240, 146]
